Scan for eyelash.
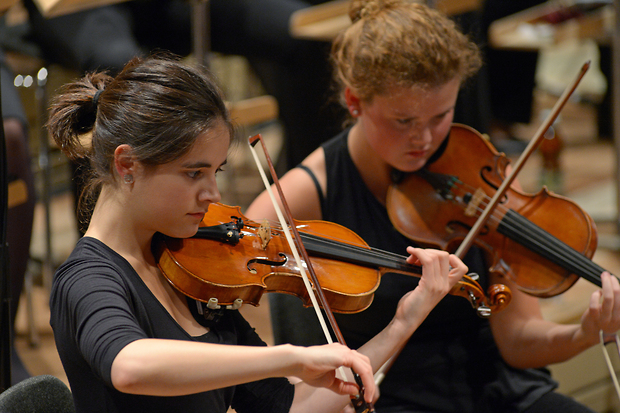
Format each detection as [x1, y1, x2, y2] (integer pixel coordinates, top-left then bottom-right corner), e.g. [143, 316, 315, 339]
[398, 113, 448, 125]
[188, 167, 225, 179]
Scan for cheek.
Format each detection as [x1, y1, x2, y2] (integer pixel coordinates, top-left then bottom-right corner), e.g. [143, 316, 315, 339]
[139, 181, 187, 217]
[365, 117, 401, 145]
[437, 113, 454, 134]
[430, 117, 453, 145]
[367, 130, 401, 159]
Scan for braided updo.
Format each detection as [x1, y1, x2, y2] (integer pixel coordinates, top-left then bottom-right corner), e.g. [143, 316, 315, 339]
[332, 0, 481, 104]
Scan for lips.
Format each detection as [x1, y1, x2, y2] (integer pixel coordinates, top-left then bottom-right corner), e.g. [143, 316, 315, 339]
[406, 149, 428, 158]
[189, 212, 206, 221]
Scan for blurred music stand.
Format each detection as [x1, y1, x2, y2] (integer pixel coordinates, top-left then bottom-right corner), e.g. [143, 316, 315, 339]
[289, 0, 482, 40]
[32, 0, 124, 17]
[489, 0, 620, 247]
[488, 0, 613, 50]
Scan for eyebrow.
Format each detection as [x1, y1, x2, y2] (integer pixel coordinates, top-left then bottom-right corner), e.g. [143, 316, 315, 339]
[393, 106, 453, 120]
[183, 159, 228, 169]
[400, 109, 452, 122]
[183, 162, 211, 169]
[436, 107, 454, 117]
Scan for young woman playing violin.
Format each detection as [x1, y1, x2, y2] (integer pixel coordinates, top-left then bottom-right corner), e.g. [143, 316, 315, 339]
[45, 54, 468, 413]
[246, 1, 620, 412]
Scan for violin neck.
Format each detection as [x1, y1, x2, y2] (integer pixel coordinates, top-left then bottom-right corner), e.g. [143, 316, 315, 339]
[499, 209, 605, 287]
[415, 168, 607, 289]
[192, 221, 421, 275]
[300, 233, 423, 275]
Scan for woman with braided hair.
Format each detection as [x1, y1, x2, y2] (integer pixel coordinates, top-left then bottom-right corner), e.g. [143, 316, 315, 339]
[246, 1, 620, 412]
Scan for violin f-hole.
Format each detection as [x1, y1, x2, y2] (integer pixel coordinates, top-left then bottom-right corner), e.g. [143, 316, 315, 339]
[247, 253, 288, 274]
[480, 166, 509, 204]
[446, 220, 490, 237]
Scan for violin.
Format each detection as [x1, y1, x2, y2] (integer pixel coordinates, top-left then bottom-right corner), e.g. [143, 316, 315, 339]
[387, 123, 609, 297]
[154, 202, 510, 315]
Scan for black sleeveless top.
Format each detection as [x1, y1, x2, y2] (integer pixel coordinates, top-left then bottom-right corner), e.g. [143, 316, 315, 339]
[313, 129, 557, 413]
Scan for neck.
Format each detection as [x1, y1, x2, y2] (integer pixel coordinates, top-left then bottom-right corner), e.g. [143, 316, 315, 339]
[347, 124, 393, 205]
[86, 185, 154, 267]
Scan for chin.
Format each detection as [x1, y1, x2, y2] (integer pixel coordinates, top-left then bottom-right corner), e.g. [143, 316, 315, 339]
[163, 225, 200, 240]
[398, 160, 427, 173]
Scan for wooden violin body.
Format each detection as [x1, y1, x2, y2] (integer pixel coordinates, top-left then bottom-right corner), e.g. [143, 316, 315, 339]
[387, 124, 604, 297]
[154, 203, 509, 315]
[156, 204, 379, 313]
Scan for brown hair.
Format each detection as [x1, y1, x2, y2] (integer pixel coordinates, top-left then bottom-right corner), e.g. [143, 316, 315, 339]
[331, 0, 482, 103]
[47, 54, 234, 227]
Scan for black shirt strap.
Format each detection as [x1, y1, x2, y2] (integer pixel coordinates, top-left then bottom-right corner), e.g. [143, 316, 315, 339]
[296, 164, 325, 216]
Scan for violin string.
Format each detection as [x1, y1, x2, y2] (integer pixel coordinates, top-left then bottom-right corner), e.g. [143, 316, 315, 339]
[448, 180, 509, 229]
[247, 202, 592, 286]
[250, 140, 377, 411]
[301, 232, 421, 272]
[243, 170, 605, 291]
[453, 179, 603, 282]
[450, 180, 604, 286]
[243, 220, 420, 273]
[497, 211, 603, 286]
[486, 205, 602, 285]
[247, 142, 338, 350]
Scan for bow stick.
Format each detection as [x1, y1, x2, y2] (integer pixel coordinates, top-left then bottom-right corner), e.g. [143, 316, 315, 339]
[375, 61, 591, 387]
[454, 60, 590, 258]
[248, 134, 375, 413]
[455, 60, 620, 407]
[600, 331, 620, 401]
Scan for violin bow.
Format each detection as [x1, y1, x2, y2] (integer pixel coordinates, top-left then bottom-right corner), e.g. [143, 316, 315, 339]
[458, 60, 620, 407]
[374, 61, 591, 388]
[248, 134, 375, 413]
[454, 60, 590, 259]
[600, 331, 620, 401]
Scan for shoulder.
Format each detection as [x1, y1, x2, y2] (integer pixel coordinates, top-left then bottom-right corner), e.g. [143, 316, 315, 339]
[301, 129, 348, 177]
[246, 146, 326, 222]
[299, 146, 326, 189]
[56, 238, 125, 276]
[282, 146, 326, 221]
[53, 237, 131, 300]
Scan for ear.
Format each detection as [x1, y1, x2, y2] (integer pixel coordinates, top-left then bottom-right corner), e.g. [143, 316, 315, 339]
[344, 87, 361, 117]
[113, 144, 135, 181]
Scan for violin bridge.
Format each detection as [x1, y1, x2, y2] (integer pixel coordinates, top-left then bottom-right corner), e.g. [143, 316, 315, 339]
[464, 188, 485, 217]
[258, 219, 272, 249]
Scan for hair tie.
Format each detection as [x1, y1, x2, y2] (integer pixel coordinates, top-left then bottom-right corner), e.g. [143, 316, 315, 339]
[93, 89, 103, 109]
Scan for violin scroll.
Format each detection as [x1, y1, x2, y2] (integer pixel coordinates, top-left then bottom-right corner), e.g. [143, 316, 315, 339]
[449, 273, 511, 317]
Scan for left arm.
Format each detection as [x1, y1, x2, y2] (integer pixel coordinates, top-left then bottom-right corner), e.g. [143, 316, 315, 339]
[490, 271, 620, 369]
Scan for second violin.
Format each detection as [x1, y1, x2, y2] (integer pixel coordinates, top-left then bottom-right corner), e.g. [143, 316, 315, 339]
[387, 123, 607, 298]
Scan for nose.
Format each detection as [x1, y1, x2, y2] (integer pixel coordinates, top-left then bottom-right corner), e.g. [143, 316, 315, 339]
[198, 179, 221, 205]
[410, 126, 432, 144]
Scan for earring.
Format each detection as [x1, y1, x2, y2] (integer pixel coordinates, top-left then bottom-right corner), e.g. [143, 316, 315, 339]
[123, 174, 134, 184]
[351, 108, 359, 116]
